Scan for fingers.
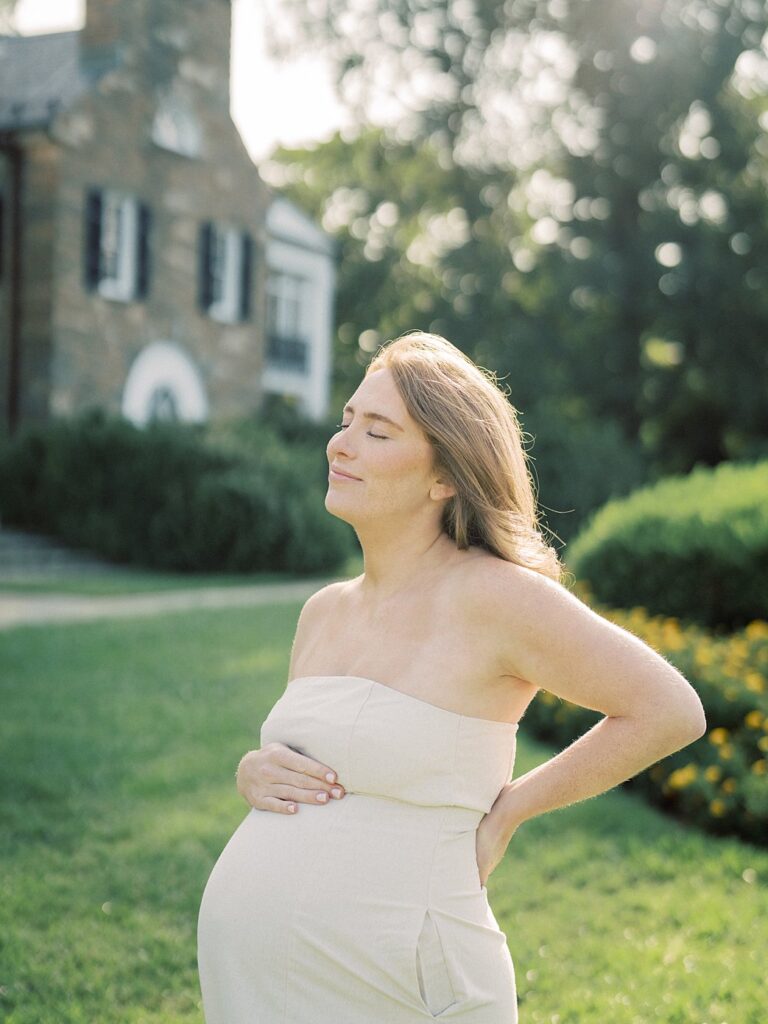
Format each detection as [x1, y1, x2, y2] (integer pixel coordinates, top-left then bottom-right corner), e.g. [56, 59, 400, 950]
[269, 782, 345, 806]
[272, 745, 346, 799]
[258, 795, 299, 814]
[243, 781, 345, 813]
[238, 743, 346, 814]
[282, 746, 344, 792]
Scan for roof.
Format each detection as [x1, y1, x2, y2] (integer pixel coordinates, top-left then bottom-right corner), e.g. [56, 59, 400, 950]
[0, 31, 90, 132]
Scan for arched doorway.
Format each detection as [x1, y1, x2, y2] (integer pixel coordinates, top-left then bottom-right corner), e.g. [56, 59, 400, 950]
[121, 341, 208, 426]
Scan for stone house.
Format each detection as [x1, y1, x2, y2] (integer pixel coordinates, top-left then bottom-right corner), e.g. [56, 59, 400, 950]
[0, 0, 337, 435]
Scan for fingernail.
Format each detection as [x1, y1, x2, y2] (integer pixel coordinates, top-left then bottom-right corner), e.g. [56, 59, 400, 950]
[331, 787, 342, 798]
[326, 773, 335, 782]
[316, 792, 328, 802]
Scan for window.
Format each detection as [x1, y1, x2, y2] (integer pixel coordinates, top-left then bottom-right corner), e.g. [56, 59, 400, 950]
[198, 221, 253, 324]
[83, 187, 151, 301]
[266, 272, 309, 371]
[151, 91, 202, 159]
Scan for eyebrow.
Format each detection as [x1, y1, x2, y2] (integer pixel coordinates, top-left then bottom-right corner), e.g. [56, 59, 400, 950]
[342, 404, 405, 432]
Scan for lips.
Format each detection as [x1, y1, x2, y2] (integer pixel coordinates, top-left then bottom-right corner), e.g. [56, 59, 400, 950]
[330, 466, 362, 481]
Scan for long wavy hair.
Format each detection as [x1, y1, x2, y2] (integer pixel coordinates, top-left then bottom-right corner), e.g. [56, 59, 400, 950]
[364, 330, 566, 584]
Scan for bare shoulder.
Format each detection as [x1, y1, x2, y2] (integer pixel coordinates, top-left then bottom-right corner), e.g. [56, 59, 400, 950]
[459, 554, 573, 623]
[458, 553, 625, 682]
[461, 555, 705, 737]
[296, 579, 352, 633]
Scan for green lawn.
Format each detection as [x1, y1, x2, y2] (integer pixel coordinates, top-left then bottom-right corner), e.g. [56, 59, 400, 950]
[0, 569, 324, 597]
[0, 605, 765, 1024]
[0, 555, 363, 597]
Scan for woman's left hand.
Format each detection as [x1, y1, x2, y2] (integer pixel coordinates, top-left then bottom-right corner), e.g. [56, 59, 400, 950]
[475, 787, 523, 887]
[475, 813, 516, 888]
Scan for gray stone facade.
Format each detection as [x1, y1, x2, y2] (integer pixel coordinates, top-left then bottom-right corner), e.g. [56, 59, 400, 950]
[0, 0, 276, 433]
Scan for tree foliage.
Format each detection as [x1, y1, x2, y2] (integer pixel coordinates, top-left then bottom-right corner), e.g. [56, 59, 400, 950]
[265, 0, 768, 480]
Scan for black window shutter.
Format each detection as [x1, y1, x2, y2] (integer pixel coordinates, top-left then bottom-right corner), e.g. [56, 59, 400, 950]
[0, 194, 4, 279]
[83, 187, 103, 291]
[239, 230, 253, 322]
[135, 201, 151, 300]
[198, 221, 214, 312]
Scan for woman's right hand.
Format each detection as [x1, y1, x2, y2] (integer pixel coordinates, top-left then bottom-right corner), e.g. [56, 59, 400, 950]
[236, 743, 346, 814]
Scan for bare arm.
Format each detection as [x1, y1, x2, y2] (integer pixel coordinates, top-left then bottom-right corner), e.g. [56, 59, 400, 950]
[479, 565, 706, 842]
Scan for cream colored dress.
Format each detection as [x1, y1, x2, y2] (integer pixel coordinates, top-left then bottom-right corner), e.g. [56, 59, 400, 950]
[197, 675, 519, 1022]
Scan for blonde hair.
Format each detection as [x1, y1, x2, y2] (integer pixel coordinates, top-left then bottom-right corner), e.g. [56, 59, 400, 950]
[365, 330, 566, 584]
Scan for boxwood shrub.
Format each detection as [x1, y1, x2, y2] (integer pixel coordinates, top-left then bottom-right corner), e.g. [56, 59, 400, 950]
[0, 409, 356, 574]
[565, 459, 768, 631]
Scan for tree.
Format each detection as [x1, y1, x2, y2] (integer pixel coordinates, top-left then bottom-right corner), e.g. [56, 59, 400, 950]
[265, 0, 768, 473]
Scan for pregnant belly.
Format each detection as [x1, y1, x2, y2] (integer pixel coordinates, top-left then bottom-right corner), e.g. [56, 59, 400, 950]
[198, 795, 513, 1017]
[201, 795, 485, 913]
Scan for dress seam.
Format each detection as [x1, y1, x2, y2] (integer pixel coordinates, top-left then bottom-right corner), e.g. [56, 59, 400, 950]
[278, 686, 374, 1021]
[425, 717, 462, 909]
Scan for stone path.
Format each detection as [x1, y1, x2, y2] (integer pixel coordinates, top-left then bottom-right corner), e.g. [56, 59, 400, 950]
[0, 578, 333, 631]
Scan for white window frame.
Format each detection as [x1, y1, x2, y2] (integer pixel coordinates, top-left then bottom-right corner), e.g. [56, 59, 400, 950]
[267, 271, 307, 339]
[208, 225, 243, 324]
[151, 93, 202, 159]
[97, 190, 138, 302]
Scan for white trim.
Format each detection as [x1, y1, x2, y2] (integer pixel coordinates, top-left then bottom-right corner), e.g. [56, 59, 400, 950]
[263, 206, 336, 420]
[121, 340, 209, 426]
[98, 190, 138, 302]
[208, 225, 243, 324]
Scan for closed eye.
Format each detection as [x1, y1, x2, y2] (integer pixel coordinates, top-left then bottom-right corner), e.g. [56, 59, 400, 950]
[335, 423, 388, 440]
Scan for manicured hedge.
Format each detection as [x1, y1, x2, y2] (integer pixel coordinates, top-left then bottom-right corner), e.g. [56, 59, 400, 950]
[523, 580, 768, 845]
[0, 409, 357, 574]
[565, 459, 768, 631]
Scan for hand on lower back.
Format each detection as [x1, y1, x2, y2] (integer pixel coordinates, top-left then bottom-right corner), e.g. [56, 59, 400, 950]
[475, 811, 517, 887]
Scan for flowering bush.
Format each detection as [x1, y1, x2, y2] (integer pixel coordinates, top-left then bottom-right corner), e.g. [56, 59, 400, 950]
[524, 580, 768, 845]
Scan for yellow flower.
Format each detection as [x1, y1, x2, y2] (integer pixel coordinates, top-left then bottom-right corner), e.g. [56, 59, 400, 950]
[667, 764, 698, 789]
[704, 765, 722, 782]
[752, 760, 767, 775]
[745, 673, 766, 694]
[745, 710, 764, 729]
[709, 728, 729, 745]
[710, 799, 727, 817]
[719, 743, 734, 760]
[758, 736, 768, 753]
[721, 778, 736, 793]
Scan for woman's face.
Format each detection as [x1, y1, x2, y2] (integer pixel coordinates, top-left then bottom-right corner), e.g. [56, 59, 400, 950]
[325, 368, 453, 526]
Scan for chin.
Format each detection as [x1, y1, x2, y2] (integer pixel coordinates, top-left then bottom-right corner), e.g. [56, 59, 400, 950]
[324, 493, 356, 524]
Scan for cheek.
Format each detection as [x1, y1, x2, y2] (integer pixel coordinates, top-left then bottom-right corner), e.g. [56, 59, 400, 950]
[377, 446, 421, 478]
[372, 454, 433, 505]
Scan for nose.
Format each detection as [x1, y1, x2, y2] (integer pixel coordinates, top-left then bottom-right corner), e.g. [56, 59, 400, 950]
[327, 426, 354, 461]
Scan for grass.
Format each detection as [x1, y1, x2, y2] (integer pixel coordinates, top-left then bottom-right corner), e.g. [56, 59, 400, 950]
[0, 569, 327, 597]
[0, 554, 365, 598]
[0, 604, 765, 1023]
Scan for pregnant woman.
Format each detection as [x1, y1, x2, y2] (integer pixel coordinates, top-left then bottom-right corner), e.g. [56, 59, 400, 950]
[197, 331, 706, 1023]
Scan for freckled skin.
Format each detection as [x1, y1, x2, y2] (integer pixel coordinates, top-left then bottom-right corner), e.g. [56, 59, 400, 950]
[326, 368, 450, 540]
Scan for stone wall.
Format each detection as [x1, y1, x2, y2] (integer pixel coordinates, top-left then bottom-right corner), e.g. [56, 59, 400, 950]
[14, 0, 270, 427]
